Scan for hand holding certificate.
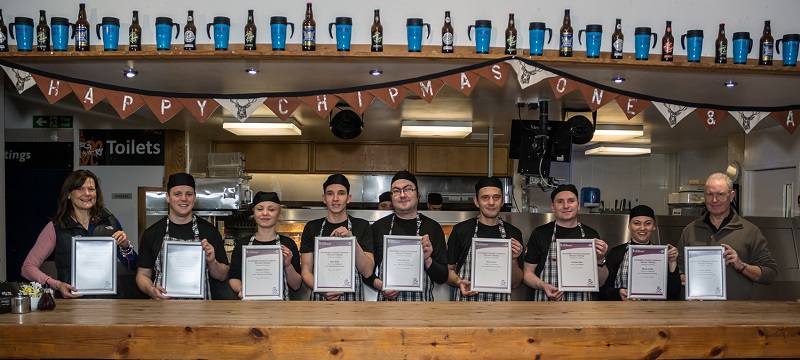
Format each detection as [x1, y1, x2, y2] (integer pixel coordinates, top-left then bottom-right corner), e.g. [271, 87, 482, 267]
[242, 245, 284, 300]
[556, 238, 599, 292]
[71, 237, 117, 295]
[685, 246, 727, 300]
[313, 237, 356, 293]
[627, 245, 668, 300]
[470, 238, 512, 293]
[382, 235, 424, 292]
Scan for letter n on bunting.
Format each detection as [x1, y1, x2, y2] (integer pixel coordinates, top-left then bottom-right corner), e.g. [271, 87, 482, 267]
[577, 84, 619, 112]
[179, 98, 220, 123]
[771, 110, 798, 134]
[105, 90, 145, 119]
[300, 94, 340, 119]
[335, 91, 375, 115]
[402, 79, 444, 104]
[32, 74, 73, 104]
[70, 83, 107, 110]
[143, 96, 185, 123]
[614, 96, 651, 120]
[264, 97, 303, 121]
[694, 109, 728, 132]
[441, 71, 481, 96]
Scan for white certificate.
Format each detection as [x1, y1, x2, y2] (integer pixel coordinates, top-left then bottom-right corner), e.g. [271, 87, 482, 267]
[382, 235, 424, 292]
[685, 246, 727, 300]
[627, 245, 668, 300]
[556, 238, 599, 292]
[313, 237, 356, 293]
[242, 245, 284, 300]
[163, 241, 206, 298]
[71, 237, 117, 295]
[470, 238, 512, 294]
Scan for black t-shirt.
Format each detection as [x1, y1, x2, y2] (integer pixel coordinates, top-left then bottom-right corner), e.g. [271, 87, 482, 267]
[228, 234, 301, 281]
[300, 215, 373, 254]
[138, 216, 229, 270]
[447, 217, 523, 273]
[370, 213, 449, 284]
[523, 221, 599, 277]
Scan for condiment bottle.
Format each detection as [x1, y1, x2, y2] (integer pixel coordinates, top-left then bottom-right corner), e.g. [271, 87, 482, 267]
[38, 284, 56, 311]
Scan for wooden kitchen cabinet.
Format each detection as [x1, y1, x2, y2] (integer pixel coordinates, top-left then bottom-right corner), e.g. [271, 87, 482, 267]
[214, 142, 310, 172]
[314, 143, 410, 173]
[414, 144, 512, 176]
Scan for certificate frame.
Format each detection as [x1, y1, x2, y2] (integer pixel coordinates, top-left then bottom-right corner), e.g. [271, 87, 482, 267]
[71, 236, 117, 295]
[241, 245, 284, 301]
[470, 238, 512, 294]
[685, 246, 727, 300]
[627, 244, 669, 300]
[556, 238, 599, 292]
[162, 241, 206, 299]
[313, 236, 357, 293]
[382, 235, 424, 292]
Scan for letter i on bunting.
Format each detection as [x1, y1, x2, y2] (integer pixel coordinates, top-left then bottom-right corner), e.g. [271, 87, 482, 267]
[694, 109, 728, 132]
[614, 96, 651, 120]
[730, 111, 768, 134]
[143, 96, 185, 123]
[652, 102, 696, 128]
[264, 97, 303, 121]
[32, 74, 74, 104]
[771, 110, 798, 134]
[508, 60, 555, 89]
[2, 66, 36, 94]
[70, 83, 107, 110]
[217, 97, 267, 121]
[335, 92, 374, 115]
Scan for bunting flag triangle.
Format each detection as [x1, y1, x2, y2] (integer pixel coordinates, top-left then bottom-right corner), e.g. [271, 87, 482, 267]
[179, 98, 220, 123]
[31, 74, 74, 104]
[299, 94, 339, 119]
[547, 76, 580, 99]
[335, 92, 374, 115]
[441, 71, 482, 96]
[368, 87, 409, 109]
[473, 62, 511, 87]
[652, 102, 696, 128]
[143, 96, 185, 123]
[105, 90, 146, 119]
[730, 110, 768, 134]
[508, 60, 555, 89]
[614, 96, 651, 120]
[577, 84, 619, 112]
[264, 97, 303, 121]
[403, 79, 444, 104]
[770, 110, 799, 135]
[694, 108, 729, 132]
[70, 83, 107, 110]
[216, 97, 267, 122]
[2, 65, 36, 94]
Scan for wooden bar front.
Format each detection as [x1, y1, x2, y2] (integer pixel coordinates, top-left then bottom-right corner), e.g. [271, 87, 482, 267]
[1, 300, 799, 359]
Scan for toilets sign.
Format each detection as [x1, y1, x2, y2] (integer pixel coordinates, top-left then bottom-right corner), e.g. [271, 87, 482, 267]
[79, 129, 164, 166]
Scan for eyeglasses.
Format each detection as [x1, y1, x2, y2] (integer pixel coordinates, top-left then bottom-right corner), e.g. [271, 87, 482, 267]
[704, 192, 731, 200]
[391, 186, 416, 196]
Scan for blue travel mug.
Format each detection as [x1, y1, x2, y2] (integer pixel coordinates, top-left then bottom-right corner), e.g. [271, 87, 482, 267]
[776, 33, 800, 66]
[578, 24, 603, 58]
[95, 17, 120, 51]
[528, 22, 552, 56]
[155, 17, 180, 50]
[732, 32, 752, 64]
[406, 18, 430, 52]
[50, 17, 74, 51]
[634, 27, 658, 60]
[206, 16, 231, 50]
[10, 17, 34, 52]
[328, 17, 352, 51]
[681, 29, 704, 62]
[270, 16, 294, 51]
[467, 20, 492, 54]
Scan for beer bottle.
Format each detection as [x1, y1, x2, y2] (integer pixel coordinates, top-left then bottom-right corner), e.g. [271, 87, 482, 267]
[759, 20, 773, 65]
[442, 11, 454, 53]
[661, 20, 674, 61]
[611, 18, 623, 59]
[129, 10, 141, 51]
[559, 9, 573, 57]
[184, 10, 196, 50]
[0, 10, 7, 52]
[302, 2, 316, 51]
[74, 3, 90, 51]
[505, 13, 517, 55]
[37, 10, 50, 51]
[371, 9, 383, 52]
[715, 23, 727, 64]
[244, 9, 257, 50]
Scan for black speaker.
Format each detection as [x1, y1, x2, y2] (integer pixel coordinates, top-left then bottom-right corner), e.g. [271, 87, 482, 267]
[330, 110, 363, 139]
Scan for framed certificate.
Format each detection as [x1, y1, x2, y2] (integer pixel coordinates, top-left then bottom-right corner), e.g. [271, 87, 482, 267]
[685, 246, 727, 300]
[382, 235, 424, 292]
[71, 236, 117, 295]
[313, 237, 356, 293]
[162, 241, 206, 299]
[627, 245, 668, 300]
[556, 238, 599, 292]
[470, 238, 512, 294]
[242, 245, 284, 300]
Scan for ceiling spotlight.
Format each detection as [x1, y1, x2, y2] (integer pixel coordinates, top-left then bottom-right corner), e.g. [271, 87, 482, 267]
[612, 77, 625, 84]
[724, 81, 737, 88]
[123, 69, 138, 78]
[369, 69, 383, 76]
[245, 68, 259, 75]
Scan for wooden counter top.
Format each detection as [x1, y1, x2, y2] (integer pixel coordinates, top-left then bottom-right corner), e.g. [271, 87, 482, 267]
[2, 300, 799, 359]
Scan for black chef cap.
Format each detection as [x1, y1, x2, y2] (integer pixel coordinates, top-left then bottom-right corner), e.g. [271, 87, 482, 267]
[323, 174, 350, 193]
[167, 173, 195, 190]
[474, 176, 503, 194]
[391, 170, 418, 189]
[253, 191, 281, 206]
[629, 205, 655, 221]
[379, 191, 392, 203]
[550, 184, 579, 202]
[427, 192, 443, 205]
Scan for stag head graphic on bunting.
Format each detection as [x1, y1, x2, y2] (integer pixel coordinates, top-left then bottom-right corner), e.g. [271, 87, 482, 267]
[737, 111, 759, 131]
[11, 69, 33, 92]
[665, 104, 689, 126]
[230, 98, 258, 121]
[519, 64, 544, 85]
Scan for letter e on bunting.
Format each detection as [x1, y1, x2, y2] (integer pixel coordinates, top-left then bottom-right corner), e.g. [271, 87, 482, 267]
[369, 87, 408, 109]
[730, 111, 768, 134]
[179, 98, 220, 123]
[105, 90, 145, 119]
[441, 71, 481, 96]
[473, 62, 511, 87]
[403, 79, 444, 104]
[32, 74, 73, 104]
[653, 102, 696, 128]
[335, 92, 374, 115]
[1, 65, 36, 94]
[70, 83, 106, 110]
[694, 109, 728, 132]
[143, 96, 185, 123]
[771, 110, 798, 134]
[614, 96, 651, 120]
[265, 97, 303, 121]
[547, 77, 579, 99]
[578, 84, 619, 112]
[300, 94, 339, 119]
[508, 60, 555, 89]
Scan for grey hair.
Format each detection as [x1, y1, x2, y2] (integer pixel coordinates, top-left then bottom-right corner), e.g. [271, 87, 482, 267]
[706, 173, 733, 192]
